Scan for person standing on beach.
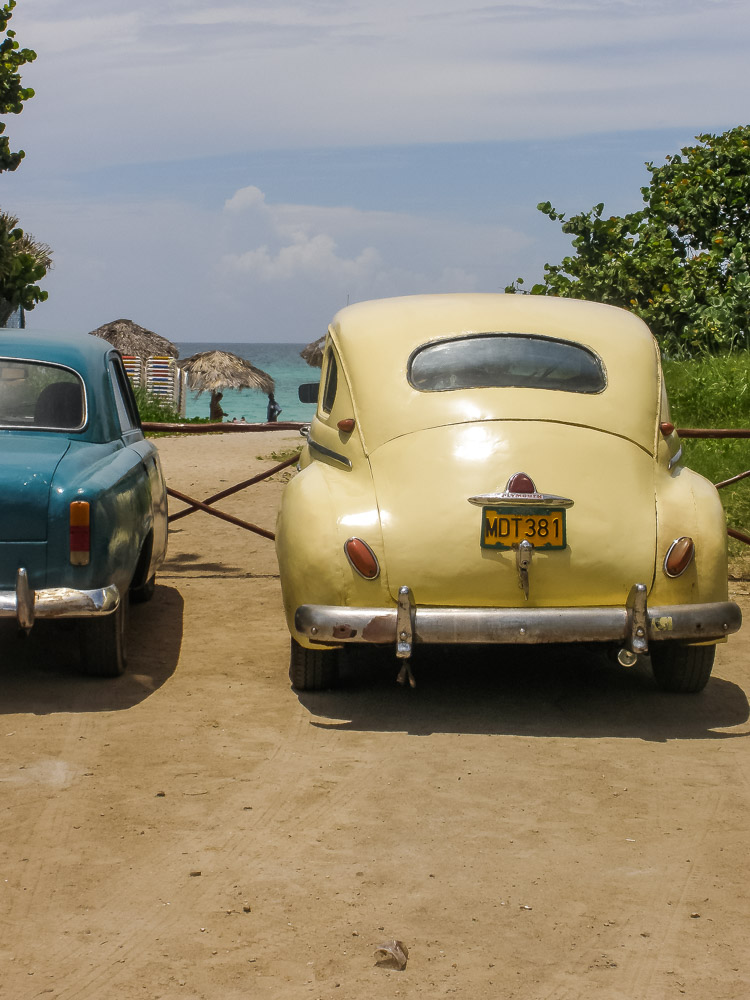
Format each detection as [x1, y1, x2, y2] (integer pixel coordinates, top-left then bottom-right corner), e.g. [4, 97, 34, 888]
[210, 391, 225, 422]
[267, 393, 282, 422]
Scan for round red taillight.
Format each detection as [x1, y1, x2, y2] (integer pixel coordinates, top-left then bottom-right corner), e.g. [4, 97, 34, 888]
[664, 536, 695, 578]
[660, 421, 675, 436]
[506, 472, 535, 494]
[337, 418, 356, 433]
[344, 537, 380, 579]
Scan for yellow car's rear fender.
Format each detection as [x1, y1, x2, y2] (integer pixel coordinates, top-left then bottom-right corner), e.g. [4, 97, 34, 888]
[275, 461, 390, 648]
[651, 459, 730, 608]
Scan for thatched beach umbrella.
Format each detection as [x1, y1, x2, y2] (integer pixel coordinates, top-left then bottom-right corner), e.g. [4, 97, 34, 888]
[179, 350, 275, 422]
[300, 335, 325, 368]
[89, 318, 179, 359]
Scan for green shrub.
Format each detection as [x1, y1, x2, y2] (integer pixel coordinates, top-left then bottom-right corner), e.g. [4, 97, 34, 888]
[133, 385, 182, 423]
[663, 354, 749, 561]
[133, 386, 211, 426]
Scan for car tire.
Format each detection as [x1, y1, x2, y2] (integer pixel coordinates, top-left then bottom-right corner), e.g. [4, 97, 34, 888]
[78, 592, 128, 677]
[130, 573, 156, 604]
[650, 643, 715, 693]
[289, 638, 339, 691]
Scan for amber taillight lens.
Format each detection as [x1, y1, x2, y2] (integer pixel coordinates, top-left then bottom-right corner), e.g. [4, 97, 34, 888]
[344, 537, 379, 579]
[70, 501, 90, 566]
[664, 536, 695, 578]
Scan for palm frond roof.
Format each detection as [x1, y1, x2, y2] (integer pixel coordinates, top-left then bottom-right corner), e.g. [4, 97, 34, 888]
[300, 335, 325, 368]
[89, 318, 179, 359]
[179, 350, 274, 394]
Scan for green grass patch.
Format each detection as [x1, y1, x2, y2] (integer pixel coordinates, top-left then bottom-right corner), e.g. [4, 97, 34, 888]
[133, 386, 211, 429]
[256, 448, 302, 463]
[663, 354, 749, 564]
[662, 353, 749, 429]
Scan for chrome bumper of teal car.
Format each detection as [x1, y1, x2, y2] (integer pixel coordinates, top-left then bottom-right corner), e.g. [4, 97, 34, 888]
[0, 568, 120, 630]
[294, 584, 742, 659]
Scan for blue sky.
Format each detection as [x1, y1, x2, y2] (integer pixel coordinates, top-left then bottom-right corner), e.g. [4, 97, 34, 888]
[3, 0, 748, 343]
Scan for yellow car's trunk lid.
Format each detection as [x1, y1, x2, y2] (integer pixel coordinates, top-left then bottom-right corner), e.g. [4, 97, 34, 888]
[368, 421, 657, 608]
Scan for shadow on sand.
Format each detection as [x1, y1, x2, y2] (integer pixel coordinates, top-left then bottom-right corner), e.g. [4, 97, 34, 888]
[296, 643, 750, 743]
[0, 584, 183, 715]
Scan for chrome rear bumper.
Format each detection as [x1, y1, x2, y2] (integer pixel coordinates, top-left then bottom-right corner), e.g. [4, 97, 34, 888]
[295, 584, 742, 658]
[0, 568, 119, 630]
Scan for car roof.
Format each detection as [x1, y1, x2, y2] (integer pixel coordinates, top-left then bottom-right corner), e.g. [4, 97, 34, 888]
[0, 329, 114, 370]
[328, 294, 662, 452]
[331, 293, 655, 357]
[0, 329, 124, 442]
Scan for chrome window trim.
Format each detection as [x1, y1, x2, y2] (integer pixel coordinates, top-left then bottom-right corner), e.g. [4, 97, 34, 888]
[407, 332, 607, 395]
[0, 356, 88, 431]
[107, 356, 140, 434]
[320, 347, 338, 415]
[668, 445, 683, 470]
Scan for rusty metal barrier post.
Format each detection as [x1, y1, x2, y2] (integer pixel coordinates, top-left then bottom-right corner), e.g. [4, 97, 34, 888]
[676, 427, 749, 547]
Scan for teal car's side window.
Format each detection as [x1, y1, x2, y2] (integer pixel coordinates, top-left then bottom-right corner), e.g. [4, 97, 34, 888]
[0, 359, 85, 429]
[108, 358, 140, 434]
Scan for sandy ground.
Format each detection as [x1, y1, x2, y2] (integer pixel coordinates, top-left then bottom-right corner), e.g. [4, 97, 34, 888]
[1, 430, 748, 1000]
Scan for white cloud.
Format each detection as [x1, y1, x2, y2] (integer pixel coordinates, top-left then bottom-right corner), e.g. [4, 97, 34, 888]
[226, 236, 383, 284]
[224, 186, 268, 213]
[10, 0, 750, 166]
[8, 182, 530, 340]
[16, 13, 140, 54]
[6, 0, 747, 343]
[218, 186, 525, 299]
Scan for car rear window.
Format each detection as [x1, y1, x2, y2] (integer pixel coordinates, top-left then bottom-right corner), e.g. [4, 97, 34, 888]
[0, 360, 85, 429]
[408, 334, 606, 394]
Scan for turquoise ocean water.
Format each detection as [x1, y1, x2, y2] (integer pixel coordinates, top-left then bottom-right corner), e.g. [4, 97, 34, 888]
[174, 342, 320, 423]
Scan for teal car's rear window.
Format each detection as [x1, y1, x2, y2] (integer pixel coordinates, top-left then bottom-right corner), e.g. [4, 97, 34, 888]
[0, 360, 85, 429]
[408, 334, 606, 394]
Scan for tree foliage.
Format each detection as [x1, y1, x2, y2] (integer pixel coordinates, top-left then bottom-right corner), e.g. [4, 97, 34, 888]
[0, 0, 36, 172]
[0, 210, 50, 325]
[507, 126, 750, 356]
[0, 2, 49, 324]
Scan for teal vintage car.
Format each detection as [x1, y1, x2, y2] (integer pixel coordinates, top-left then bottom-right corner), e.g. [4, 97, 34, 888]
[0, 330, 168, 676]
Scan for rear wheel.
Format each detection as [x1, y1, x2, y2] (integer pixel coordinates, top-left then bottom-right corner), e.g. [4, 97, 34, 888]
[79, 592, 128, 677]
[290, 638, 339, 691]
[650, 643, 715, 693]
[130, 573, 156, 604]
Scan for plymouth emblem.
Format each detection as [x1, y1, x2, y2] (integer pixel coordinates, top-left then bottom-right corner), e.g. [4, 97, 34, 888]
[468, 472, 574, 508]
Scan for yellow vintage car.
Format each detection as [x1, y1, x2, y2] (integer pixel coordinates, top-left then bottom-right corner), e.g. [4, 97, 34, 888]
[276, 294, 742, 692]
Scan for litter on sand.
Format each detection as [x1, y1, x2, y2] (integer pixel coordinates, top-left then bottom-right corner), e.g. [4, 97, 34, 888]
[374, 940, 409, 970]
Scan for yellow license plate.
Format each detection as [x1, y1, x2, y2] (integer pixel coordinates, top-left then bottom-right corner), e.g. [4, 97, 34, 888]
[481, 506, 566, 550]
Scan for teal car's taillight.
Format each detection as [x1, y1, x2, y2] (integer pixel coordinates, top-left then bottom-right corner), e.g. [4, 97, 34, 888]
[69, 501, 90, 566]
